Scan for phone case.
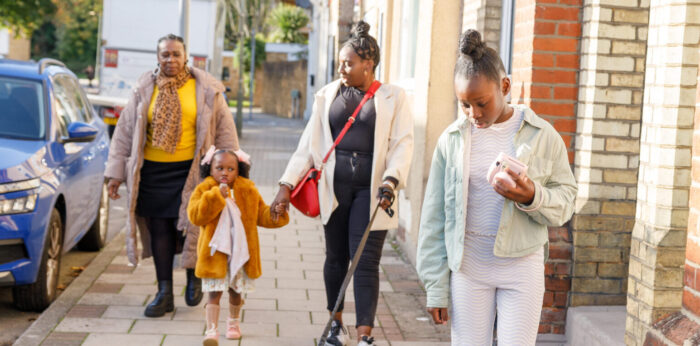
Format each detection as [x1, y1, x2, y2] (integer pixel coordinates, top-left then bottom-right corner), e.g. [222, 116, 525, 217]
[486, 152, 528, 187]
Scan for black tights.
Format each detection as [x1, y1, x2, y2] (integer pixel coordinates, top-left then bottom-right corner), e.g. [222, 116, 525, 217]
[144, 217, 182, 281]
[323, 150, 387, 328]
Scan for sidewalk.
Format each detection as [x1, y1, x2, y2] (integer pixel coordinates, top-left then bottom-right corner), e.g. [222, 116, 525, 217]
[17, 112, 450, 346]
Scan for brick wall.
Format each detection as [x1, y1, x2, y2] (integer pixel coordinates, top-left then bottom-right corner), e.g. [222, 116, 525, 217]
[510, 0, 582, 335]
[260, 60, 307, 118]
[462, 0, 502, 51]
[625, 0, 700, 344]
[642, 40, 700, 346]
[570, 0, 649, 308]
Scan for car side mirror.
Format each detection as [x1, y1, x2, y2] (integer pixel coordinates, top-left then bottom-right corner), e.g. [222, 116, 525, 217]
[64, 122, 98, 143]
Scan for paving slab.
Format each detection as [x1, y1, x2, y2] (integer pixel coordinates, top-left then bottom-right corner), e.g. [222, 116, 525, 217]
[54, 317, 133, 333]
[130, 319, 205, 335]
[81, 333, 164, 346]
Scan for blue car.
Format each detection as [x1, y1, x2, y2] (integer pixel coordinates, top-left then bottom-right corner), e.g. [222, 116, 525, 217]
[0, 58, 110, 311]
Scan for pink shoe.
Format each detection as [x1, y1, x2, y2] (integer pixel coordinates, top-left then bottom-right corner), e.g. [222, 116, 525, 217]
[203, 304, 219, 346]
[226, 318, 241, 339]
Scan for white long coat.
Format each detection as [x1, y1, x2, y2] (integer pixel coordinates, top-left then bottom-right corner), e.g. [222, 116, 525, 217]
[280, 80, 414, 230]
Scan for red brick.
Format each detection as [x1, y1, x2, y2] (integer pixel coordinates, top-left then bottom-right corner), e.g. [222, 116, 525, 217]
[549, 243, 572, 260]
[683, 289, 700, 316]
[554, 292, 568, 307]
[543, 291, 555, 306]
[535, 21, 557, 35]
[555, 54, 580, 69]
[531, 85, 552, 99]
[530, 101, 575, 117]
[546, 277, 572, 291]
[553, 119, 577, 133]
[688, 237, 700, 265]
[533, 53, 555, 67]
[538, 324, 552, 333]
[643, 332, 667, 346]
[552, 324, 566, 334]
[558, 0, 582, 5]
[541, 307, 567, 323]
[537, 6, 580, 21]
[545, 263, 555, 275]
[555, 263, 572, 275]
[549, 227, 572, 242]
[533, 37, 578, 52]
[567, 150, 574, 164]
[554, 86, 578, 100]
[685, 264, 696, 289]
[531, 69, 577, 84]
[557, 23, 581, 37]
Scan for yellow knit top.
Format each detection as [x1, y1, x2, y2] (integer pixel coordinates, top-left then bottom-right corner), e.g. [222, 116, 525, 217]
[144, 78, 197, 162]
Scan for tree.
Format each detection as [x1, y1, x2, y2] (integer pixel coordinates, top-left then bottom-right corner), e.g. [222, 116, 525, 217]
[268, 4, 309, 44]
[0, 0, 56, 34]
[53, 0, 101, 72]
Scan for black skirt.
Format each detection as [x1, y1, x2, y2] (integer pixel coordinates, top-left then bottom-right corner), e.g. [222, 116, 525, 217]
[136, 159, 193, 218]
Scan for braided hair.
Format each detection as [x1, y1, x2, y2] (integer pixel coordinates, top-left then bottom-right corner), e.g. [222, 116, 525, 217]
[454, 29, 505, 83]
[199, 150, 251, 180]
[343, 20, 380, 72]
[157, 33, 187, 54]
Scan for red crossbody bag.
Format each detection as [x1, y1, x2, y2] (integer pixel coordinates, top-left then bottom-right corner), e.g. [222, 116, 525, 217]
[290, 80, 382, 217]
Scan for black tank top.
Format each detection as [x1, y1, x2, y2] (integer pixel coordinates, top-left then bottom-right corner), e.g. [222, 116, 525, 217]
[328, 85, 376, 154]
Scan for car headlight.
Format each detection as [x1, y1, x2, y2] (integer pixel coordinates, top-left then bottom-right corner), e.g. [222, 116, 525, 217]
[0, 194, 38, 215]
[0, 179, 41, 194]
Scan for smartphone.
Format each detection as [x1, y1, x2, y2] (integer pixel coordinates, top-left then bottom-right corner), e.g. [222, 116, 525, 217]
[486, 152, 528, 188]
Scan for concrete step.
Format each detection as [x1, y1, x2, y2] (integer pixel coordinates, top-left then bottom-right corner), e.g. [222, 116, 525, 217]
[565, 306, 626, 346]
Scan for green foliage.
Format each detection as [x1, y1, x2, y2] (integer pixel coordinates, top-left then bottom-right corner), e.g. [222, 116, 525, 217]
[241, 35, 266, 71]
[268, 4, 308, 44]
[0, 0, 56, 33]
[30, 20, 57, 59]
[54, 0, 101, 72]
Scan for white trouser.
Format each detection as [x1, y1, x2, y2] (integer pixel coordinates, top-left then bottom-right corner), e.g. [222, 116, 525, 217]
[450, 234, 545, 346]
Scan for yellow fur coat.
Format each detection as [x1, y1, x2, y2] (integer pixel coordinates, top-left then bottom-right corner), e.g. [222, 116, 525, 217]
[188, 176, 288, 280]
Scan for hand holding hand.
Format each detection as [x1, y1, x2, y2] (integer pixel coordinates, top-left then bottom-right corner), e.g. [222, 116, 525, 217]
[271, 184, 291, 223]
[492, 167, 536, 205]
[107, 179, 122, 200]
[427, 307, 449, 325]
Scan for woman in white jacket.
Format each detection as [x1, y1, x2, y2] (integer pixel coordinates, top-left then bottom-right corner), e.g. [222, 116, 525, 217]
[271, 21, 413, 346]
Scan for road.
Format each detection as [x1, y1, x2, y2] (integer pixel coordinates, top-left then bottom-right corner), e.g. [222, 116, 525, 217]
[0, 186, 126, 346]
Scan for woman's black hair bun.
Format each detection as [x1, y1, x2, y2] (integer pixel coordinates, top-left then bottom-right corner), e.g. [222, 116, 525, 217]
[351, 20, 371, 38]
[459, 29, 485, 60]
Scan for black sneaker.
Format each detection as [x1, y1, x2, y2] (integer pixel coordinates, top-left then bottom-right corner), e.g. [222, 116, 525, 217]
[358, 335, 375, 345]
[324, 320, 349, 346]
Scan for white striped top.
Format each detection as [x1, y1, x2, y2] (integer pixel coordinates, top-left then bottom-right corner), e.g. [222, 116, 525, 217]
[466, 109, 524, 236]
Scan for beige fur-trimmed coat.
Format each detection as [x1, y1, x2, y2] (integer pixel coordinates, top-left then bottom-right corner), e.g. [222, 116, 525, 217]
[104, 67, 239, 268]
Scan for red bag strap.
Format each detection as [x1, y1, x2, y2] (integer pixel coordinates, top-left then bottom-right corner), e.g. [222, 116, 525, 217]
[320, 80, 382, 166]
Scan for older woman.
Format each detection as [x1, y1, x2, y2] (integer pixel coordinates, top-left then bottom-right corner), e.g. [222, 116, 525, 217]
[105, 34, 238, 317]
[271, 21, 413, 346]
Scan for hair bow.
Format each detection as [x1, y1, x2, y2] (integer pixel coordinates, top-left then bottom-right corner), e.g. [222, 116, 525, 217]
[234, 149, 251, 165]
[200, 145, 217, 165]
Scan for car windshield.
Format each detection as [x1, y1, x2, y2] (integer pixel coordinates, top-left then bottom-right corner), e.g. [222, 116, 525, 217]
[0, 77, 46, 140]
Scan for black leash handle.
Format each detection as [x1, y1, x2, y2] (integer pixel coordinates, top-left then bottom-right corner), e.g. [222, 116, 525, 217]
[318, 202, 391, 345]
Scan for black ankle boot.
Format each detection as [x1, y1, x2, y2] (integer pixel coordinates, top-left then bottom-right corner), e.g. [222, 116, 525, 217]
[144, 280, 174, 317]
[185, 268, 203, 306]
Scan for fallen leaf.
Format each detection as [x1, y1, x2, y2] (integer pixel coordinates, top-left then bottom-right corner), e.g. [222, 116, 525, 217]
[57, 284, 66, 290]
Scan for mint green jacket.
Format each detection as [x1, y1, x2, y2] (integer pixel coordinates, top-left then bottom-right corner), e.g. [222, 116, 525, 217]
[416, 105, 577, 308]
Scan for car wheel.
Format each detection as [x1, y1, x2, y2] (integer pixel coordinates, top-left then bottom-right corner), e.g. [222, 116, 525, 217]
[78, 182, 109, 251]
[13, 208, 63, 312]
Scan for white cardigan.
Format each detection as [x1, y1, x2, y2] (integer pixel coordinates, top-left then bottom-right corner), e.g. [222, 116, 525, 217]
[280, 80, 414, 230]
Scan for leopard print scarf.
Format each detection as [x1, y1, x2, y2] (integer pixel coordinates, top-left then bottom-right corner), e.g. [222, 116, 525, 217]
[151, 67, 192, 153]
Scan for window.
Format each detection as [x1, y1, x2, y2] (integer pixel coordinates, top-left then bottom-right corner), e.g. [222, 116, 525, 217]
[500, 0, 515, 75]
[398, 0, 419, 80]
[0, 77, 46, 140]
[52, 75, 92, 124]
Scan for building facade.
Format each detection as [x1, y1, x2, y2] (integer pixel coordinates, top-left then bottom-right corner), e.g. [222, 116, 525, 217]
[304, 0, 700, 344]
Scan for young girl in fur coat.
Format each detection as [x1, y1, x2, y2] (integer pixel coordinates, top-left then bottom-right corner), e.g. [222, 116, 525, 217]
[188, 147, 289, 346]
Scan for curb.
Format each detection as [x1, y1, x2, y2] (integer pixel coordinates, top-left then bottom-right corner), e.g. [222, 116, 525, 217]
[14, 230, 126, 346]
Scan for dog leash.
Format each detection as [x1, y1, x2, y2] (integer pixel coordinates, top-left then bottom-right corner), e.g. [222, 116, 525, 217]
[318, 201, 392, 345]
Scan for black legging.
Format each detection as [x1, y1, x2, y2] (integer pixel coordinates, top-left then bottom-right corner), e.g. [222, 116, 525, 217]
[144, 217, 184, 281]
[323, 150, 387, 328]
